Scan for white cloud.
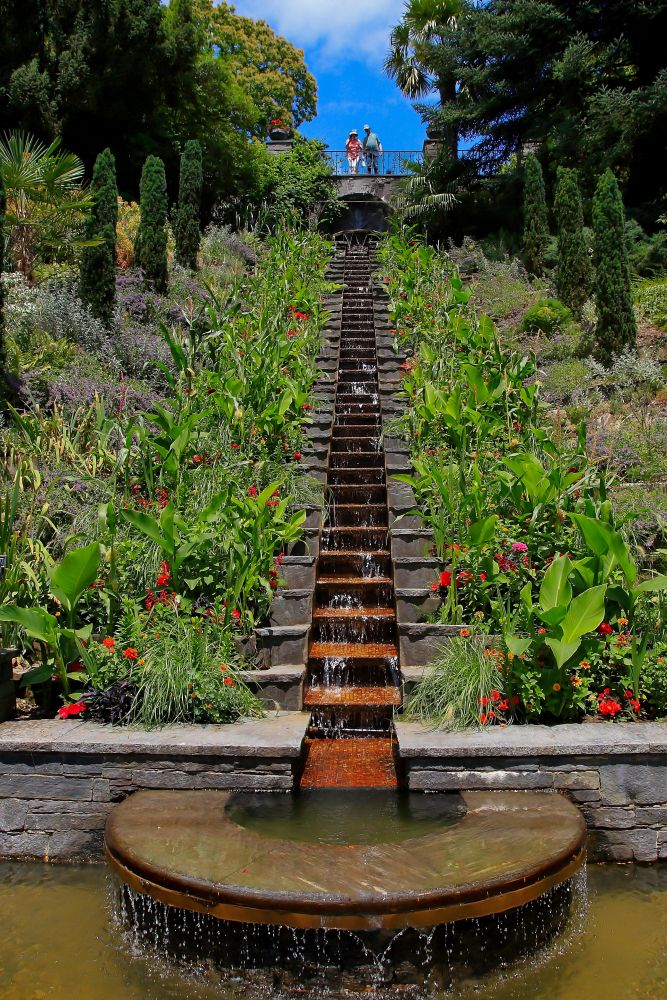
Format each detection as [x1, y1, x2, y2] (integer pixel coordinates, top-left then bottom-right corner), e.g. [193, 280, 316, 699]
[232, 0, 404, 63]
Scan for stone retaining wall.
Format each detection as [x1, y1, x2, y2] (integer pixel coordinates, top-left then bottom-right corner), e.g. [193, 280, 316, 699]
[0, 715, 308, 862]
[396, 721, 667, 862]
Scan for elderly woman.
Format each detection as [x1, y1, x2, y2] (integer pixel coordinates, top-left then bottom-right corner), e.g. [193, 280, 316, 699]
[345, 130, 363, 175]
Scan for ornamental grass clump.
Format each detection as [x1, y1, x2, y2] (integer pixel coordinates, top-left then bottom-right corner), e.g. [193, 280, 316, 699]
[405, 638, 509, 730]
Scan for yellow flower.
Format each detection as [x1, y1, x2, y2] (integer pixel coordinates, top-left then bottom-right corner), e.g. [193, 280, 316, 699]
[571, 676, 582, 687]
[138, 658, 145, 665]
[617, 617, 629, 626]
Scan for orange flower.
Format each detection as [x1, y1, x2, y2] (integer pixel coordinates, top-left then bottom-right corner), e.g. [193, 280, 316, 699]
[102, 637, 115, 649]
[552, 683, 561, 692]
[460, 628, 471, 638]
[123, 648, 138, 660]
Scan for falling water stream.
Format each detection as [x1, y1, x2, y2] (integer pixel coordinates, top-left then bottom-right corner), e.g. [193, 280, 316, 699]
[1, 862, 667, 999]
[301, 235, 402, 776]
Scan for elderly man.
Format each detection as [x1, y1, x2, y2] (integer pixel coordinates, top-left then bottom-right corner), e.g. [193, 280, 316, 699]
[363, 124, 383, 175]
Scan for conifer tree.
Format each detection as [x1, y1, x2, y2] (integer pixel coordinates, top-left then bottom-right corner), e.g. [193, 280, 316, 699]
[522, 154, 549, 277]
[0, 180, 6, 402]
[554, 167, 591, 316]
[80, 148, 118, 325]
[135, 155, 168, 293]
[592, 169, 637, 365]
[174, 140, 203, 269]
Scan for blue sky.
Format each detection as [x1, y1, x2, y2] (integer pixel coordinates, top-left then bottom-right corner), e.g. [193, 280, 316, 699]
[232, 0, 428, 152]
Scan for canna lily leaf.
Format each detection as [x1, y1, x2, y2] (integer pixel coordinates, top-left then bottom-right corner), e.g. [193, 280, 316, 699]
[559, 585, 607, 644]
[539, 555, 573, 612]
[50, 542, 101, 612]
[0, 606, 58, 643]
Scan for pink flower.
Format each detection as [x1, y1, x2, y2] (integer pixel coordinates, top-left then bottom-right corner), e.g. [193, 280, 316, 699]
[512, 542, 528, 554]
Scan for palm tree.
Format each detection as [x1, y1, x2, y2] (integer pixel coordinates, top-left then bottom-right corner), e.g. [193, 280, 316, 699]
[384, 0, 464, 158]
[0, 131, 93, 277]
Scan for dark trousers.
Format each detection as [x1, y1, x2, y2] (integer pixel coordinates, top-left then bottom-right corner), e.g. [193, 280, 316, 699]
[366, 152, 380, 175]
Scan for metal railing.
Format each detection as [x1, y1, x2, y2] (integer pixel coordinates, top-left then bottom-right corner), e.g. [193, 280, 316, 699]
[327, 150, 423, 177]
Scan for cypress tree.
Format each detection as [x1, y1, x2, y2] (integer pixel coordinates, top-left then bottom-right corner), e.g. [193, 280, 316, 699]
[522, 154, 549, 277]
[135, 155, 168, 293]
[592, 169, 637, 366]
[174, 140, 203, 269]
[80, 148, 118, 325]
[0, 180, 6, 404]
[554, 167, 591, 316]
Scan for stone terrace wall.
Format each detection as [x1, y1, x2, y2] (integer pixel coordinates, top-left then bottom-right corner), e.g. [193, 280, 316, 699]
[0, 714, 308, 862]
[396, 721, 667, 862]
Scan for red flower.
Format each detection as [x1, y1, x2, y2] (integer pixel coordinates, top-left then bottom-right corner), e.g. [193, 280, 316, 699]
[223, 677, 235, 687]
[431, 582, 439, 592]
[248, 486, 258, 497]
[292, 452, 302, 460]
[193, 455, 204, 464]
[230, 443, 240, 450]
[439, 570, 452, 588]
[102, 637, 115, 649]
[156, 561, 171, 588]
[123, 648, 139, 660]
[491, 690, 500, 701]
[479, 713, 488, 725]
[597, 622, 613, 635]
[456, 570, 474, 585]
[58, 701, 87, 719]
[231, 609, 241, 621]
[479, 572, 487, 581]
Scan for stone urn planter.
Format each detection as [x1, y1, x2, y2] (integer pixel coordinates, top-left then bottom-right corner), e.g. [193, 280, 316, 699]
[425, 124, 445, 140]
[0, 648, 18, 722]
[268, 126, 293, 142]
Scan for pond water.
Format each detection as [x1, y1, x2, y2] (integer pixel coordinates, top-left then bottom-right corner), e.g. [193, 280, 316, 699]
[0, 862, 666, 999]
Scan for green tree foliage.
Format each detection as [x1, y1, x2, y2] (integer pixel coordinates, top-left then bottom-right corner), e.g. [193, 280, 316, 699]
[80, 149, 118, 325]
[0, 1, 170, 189]
[522, 154, 549, 277]
[199, 1, 317, 130]
[593, 169, 637, 365]
[135, 156, 168, 293]
[243, 138, 338, 232]
[0, 1, 319, 211]
[554, 167, 591, 315]
[385, 0, 464, 158]
[0, 132, 91, 278]
[174, 141, 203, 269]
[0, 178, 6, 400]
[405, 0, 667, 220]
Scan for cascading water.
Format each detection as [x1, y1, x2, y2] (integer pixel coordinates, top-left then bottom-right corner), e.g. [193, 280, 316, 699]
[302, 234, 401, 781]
[103, 233, 588, 996]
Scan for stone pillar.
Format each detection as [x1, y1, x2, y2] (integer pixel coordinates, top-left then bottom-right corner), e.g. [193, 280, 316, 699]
[266, 129, 294, 156]
[423, 138, 442, 164]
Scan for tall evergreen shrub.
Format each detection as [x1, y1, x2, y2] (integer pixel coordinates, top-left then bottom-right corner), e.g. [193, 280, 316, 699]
[592, 169, 637, 366]
[554, 167, 591, 316]
[174, 141, 203, 270]
[135, 155, 168, 293]
[0, 180, 6, 402]
[522, 154, 549, 277]
[80, 148, 118, 325]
